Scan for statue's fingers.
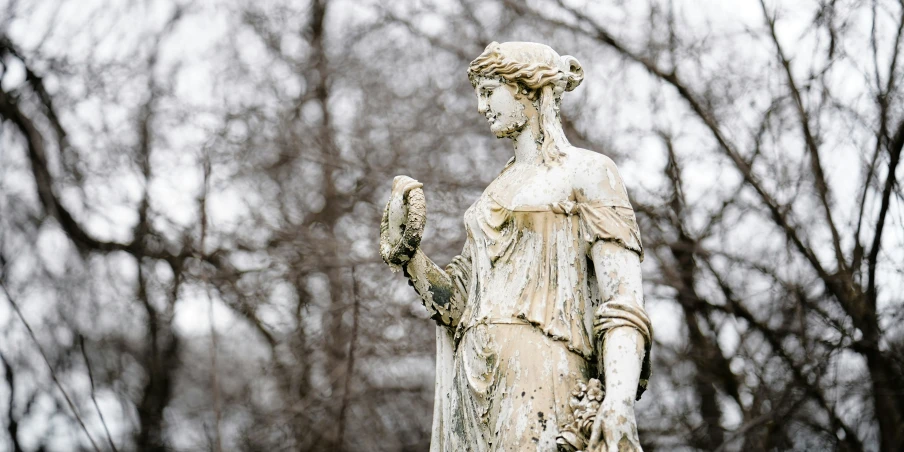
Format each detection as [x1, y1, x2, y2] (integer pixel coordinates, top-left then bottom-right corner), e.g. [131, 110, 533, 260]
[401, 180, 423, 195]
[392, 175, 418, 196]
[392, 175, 407, 192]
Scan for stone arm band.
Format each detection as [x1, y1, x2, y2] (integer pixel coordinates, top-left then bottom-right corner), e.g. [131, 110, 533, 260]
[594, 301, 653, 400]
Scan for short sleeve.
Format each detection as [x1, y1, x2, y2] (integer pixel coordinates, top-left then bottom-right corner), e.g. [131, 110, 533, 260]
[571, 154, 644, 260]
[576, 201, 644, 260]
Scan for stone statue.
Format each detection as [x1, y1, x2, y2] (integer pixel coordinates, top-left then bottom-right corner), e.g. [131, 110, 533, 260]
[380, 42, 652, 452]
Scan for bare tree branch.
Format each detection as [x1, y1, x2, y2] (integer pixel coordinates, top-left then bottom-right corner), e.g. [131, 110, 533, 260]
[337, 266, 361, 449]
[0, 284, 102, 452]
[0, 352, 24, 452]
[79, 336, 119, 452]
[759, 0, 846, 271]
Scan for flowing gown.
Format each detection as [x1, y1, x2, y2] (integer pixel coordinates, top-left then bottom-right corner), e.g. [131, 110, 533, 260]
[430, 157, 653, 452]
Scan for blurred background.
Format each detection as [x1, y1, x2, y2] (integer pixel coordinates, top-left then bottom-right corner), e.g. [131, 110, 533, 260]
[1, 0, 902, 450]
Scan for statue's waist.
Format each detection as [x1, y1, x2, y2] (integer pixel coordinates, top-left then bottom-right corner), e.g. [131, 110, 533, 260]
[457, 316, 594, 360]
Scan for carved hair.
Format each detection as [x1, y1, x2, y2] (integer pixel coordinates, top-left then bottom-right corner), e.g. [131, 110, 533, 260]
[468, 41, 584, 163]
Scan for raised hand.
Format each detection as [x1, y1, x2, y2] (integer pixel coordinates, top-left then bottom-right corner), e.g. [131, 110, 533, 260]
[386, 175, 423, 245]
[380, 175, 426, 269]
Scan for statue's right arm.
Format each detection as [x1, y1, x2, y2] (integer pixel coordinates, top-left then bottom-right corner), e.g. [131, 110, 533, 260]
[383, 175, 468, 329]
[403, 246, 469, 328]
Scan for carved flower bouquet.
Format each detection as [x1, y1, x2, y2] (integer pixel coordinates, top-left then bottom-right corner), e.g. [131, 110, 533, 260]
[557, 378, 605, 452]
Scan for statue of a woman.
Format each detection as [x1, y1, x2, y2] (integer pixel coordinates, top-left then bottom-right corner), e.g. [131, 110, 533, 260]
[380, 42, 652, 452]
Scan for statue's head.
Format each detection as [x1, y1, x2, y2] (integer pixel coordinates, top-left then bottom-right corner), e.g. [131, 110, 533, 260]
[468, 41, 584, 163]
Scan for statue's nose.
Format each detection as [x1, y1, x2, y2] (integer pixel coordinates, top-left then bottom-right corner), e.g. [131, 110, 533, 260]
[477, 96, 487, 114]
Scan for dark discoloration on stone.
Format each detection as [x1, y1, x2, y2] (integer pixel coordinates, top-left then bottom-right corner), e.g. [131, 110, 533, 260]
[426, 270, 454, 308]
[618, 434, 635, 451]
[538, 411, 548, 429]
[401, 252, 460, 327]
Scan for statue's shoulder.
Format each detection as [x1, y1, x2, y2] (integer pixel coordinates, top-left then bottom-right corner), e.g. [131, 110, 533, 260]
[563, 146, 618, 172]
[563, 147, 628, 202]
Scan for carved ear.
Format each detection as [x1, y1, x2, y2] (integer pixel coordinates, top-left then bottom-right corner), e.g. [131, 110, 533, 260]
[561, 55, 584, 91]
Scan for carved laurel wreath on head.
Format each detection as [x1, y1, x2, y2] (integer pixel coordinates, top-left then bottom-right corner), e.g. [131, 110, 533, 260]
[467, 41, 585, 164]
[467, 41, 584, 96]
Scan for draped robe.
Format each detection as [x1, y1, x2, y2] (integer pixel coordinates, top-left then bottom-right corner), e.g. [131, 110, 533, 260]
[430, 160, 652, 451]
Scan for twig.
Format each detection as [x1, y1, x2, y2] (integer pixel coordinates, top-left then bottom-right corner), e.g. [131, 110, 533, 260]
[336, 266, 361, 448]
[79, 336, 119, 452]
[199, 151, 223, 452]
[0, 352, 24, 452]
[0, 283, 102, 452]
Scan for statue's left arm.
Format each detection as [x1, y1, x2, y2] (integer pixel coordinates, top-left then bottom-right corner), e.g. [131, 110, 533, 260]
[573, 154, 652, 451]
[588, 241, 647, 450]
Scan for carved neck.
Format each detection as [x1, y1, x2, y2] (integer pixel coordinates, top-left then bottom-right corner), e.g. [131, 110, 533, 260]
[512, 114, 543, 166]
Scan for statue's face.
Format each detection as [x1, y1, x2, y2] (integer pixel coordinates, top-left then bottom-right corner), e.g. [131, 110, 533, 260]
[474, 76, 529, 139]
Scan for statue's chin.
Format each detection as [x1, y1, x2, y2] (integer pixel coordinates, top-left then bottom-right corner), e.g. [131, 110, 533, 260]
[490, 120, 525, 139]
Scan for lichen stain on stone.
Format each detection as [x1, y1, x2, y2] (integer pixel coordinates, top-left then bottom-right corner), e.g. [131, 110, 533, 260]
[618, 434, 636, 452]
[429, 278, 453, 308]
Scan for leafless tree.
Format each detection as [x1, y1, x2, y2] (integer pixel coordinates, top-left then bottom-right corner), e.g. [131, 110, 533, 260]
[498, 0, 904, 450]
[1, 0, 901, 451]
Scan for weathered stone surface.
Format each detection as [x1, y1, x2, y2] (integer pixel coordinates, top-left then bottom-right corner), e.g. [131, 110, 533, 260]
[380, 41, 652, 452]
